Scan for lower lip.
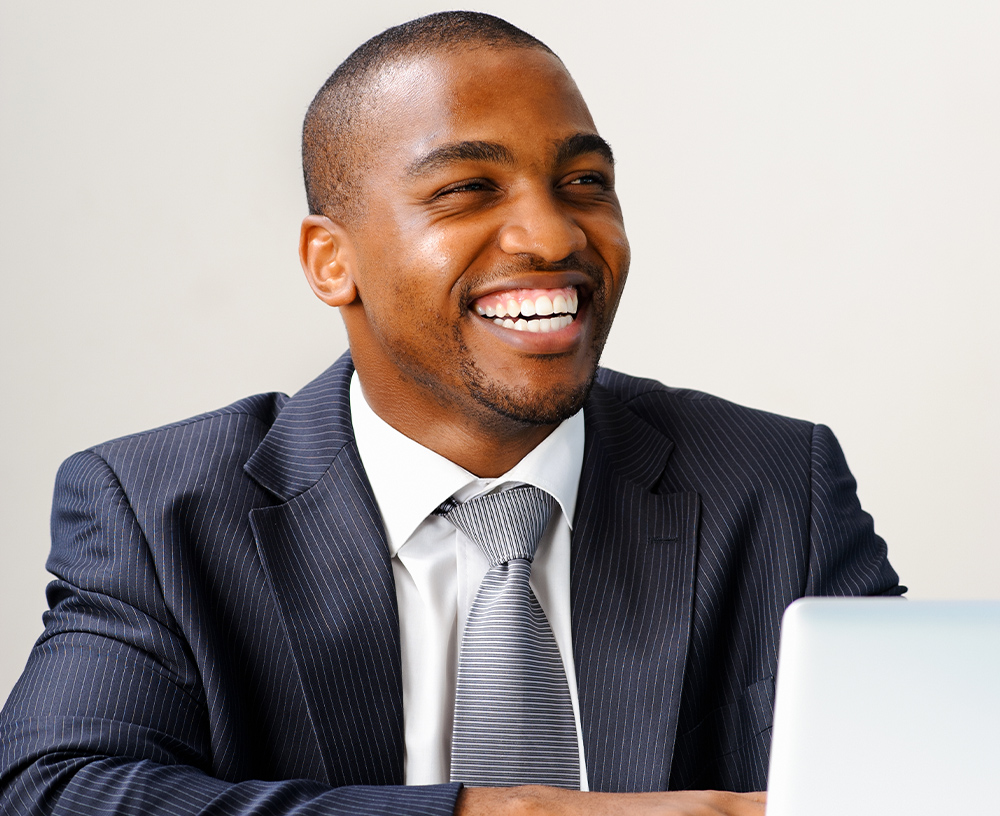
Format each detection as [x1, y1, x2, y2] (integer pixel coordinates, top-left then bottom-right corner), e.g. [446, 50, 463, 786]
[470, 303, 587, 353]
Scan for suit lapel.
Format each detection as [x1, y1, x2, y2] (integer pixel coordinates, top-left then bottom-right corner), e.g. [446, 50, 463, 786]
[241, 355, 699, 790]
[572, 380, 700, 792]
[244, 353, 404, 786]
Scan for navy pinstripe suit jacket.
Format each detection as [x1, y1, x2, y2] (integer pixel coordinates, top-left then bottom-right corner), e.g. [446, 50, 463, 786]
[1, 352, 903, 815]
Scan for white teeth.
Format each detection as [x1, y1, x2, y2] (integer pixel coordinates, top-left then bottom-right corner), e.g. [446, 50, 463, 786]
[481, 289, 580, 332]
[489, 313, 576, 332]
[477, 288, 579, 322]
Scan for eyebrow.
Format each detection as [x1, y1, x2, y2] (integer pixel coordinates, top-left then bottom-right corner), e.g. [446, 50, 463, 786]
[406, 141, 515, 178]
[555, 132, 615, 167]
[405, 132, 616, 179]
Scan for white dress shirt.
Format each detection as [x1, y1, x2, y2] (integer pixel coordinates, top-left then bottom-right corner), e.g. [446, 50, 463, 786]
[349, 372, 589, 789]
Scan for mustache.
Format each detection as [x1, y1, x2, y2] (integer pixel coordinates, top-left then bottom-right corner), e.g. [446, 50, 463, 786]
[460, 253, 605, 300]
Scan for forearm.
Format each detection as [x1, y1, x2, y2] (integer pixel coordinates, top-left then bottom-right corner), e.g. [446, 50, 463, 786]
[1, 649, 460, 816]
[454, 786, 766, 816]
[0, 753, 459, 816]
[2, 757, 457, 816]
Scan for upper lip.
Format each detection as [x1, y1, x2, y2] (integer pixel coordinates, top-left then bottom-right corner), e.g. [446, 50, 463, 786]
[465, 270, 596, 304]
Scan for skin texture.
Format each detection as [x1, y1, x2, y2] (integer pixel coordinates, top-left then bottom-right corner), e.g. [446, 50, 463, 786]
[456, 786, 767, 815]
[300, 46, 629, 477]
[300, 43, 766, 815]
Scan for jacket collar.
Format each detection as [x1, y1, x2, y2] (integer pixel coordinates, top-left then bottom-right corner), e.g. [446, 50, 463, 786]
[246, 351, 405, 786]
[245, 351, 356, 501]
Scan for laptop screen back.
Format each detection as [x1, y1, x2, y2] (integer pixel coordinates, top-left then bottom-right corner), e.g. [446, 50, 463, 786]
[766, 598, 1000, 815]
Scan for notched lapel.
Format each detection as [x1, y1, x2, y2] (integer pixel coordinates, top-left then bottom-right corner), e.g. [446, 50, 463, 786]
[573, 382, 700, 792]
[249, 449, 404, 787]
[245, 353, 404, 786]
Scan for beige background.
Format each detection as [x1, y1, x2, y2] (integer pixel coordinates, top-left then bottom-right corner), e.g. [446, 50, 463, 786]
[2, 0, 998, 705]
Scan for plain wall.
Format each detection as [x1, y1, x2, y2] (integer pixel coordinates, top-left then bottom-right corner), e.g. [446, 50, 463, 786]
[2, 0, 998, 705]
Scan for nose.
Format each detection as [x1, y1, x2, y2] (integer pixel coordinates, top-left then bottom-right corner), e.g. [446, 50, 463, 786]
[497, 186, 587, 262]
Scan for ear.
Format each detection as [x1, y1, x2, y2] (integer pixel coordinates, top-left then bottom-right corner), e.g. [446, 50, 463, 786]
[299, 214, 358, 307]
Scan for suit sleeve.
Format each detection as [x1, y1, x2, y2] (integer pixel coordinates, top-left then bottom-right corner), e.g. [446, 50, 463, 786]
[0, 450, 460, 816]
[804, 424, 905, 597]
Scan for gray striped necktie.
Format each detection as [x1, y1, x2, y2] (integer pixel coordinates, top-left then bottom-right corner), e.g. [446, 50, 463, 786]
[440, 485, 580, 788]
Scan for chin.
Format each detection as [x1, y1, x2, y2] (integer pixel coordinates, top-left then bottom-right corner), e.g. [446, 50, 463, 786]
[466, 367, 597, 428]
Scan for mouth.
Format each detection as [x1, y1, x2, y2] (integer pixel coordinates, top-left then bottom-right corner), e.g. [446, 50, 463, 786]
[472, 286, 579, 333]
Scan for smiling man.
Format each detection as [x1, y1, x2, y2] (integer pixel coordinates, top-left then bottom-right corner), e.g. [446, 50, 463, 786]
[299, 33, 628, 478]
[0, 11, 903, 816]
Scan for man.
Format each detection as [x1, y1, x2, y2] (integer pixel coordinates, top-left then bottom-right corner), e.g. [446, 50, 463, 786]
[0, 11, 902, 816]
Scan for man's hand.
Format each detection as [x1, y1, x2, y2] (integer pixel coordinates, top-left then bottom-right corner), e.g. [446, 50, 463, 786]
[456, 786, 767, 815]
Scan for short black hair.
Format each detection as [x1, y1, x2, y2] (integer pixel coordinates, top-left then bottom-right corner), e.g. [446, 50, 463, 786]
[302, 11, 556, 222]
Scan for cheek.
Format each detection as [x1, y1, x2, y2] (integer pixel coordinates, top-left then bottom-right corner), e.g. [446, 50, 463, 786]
[597, 220, 630, 284]
[405, 230, 481, 297]
[410, 228, 454, 268]
[613, 237, 630, 288]
[391, 235, 481, 319]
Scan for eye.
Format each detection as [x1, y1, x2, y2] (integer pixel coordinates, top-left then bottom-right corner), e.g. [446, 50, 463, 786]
[436, 178, 494, 196]
[564, 171, 610, 189]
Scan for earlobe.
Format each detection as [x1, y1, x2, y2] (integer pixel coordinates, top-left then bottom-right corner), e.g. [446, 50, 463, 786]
[299, 214, 359, 307]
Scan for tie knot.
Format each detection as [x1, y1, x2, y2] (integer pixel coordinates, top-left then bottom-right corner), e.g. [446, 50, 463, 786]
[440, 485, 556, 566]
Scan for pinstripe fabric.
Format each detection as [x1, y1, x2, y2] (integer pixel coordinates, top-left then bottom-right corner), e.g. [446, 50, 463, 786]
[442, 487, 580, 788]
[576, 371, 902, 792]
[0, 352, 902, 814]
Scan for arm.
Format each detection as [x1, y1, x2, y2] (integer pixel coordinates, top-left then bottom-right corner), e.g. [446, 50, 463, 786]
[456, 787, 765, 815]
[805, 423, 905, 597]
[0, 450, 459, 816]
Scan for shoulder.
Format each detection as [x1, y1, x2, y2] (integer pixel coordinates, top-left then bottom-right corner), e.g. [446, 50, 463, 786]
[96, 390, 286, 456]
[58, 391, 289, 496]
[594, 367, 814, 442]
[590, 367, 822, 494]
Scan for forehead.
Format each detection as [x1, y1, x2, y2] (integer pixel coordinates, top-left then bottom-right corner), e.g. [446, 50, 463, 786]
[364, 47, 599, 169]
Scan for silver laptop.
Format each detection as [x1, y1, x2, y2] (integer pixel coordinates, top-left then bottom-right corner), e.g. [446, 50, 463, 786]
[766, 598, 1000, 815]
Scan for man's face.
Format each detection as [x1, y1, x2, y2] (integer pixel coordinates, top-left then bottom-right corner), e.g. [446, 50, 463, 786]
[340, 46, 630, 440]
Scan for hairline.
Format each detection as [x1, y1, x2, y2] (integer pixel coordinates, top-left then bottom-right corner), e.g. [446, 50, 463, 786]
[302, 14, 561, 223]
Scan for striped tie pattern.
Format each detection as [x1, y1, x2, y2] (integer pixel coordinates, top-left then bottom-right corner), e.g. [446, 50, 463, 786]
[440, 485, 580, 788]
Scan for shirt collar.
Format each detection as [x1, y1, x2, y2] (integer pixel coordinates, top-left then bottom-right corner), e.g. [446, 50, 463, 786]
[349, 371, 585, 557]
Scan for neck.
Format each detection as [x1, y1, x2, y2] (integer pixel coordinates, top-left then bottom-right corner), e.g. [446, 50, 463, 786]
[354, 373, 558, 479]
